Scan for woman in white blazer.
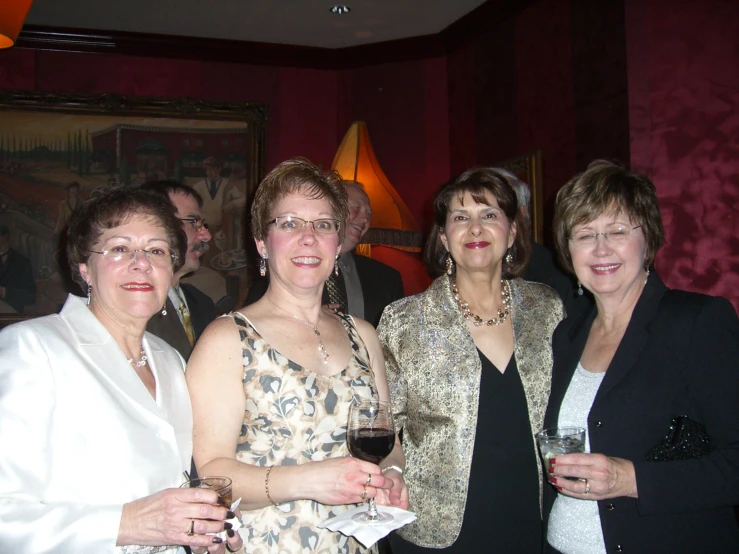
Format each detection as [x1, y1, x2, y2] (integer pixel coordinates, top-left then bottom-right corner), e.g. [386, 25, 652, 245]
[0, 189, 242, 554]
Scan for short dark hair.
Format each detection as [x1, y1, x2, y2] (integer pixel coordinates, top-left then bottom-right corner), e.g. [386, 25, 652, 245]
[423, 167, 530, 279]
[553, 160, 664, 274]
[139, 180, 204, 208]
[251, 158, 348, 243]
[66, 182, 81, 192]
[66, 188, 187, 291]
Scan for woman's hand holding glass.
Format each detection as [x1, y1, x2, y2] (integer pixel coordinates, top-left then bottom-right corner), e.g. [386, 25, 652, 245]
[549, 453, 638, 500]
[117, 487, 237, 550]
[374, 467, 409, 510]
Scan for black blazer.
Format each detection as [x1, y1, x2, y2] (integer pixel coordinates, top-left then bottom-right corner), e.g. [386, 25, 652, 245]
[146, 283, 215, 360]
[543, 273, 739, 553]
[245, 252, 404, 327]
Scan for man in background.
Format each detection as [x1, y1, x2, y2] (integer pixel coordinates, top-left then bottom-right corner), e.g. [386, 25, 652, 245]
[247, 180, 404, 327]
[141, 181, 215, 359]
[499, 168, 590, 318]
[0, 225, 36, 314]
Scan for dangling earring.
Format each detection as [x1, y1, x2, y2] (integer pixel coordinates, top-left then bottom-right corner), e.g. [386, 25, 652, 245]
[505, 250, 513, 264]
[577, 281, 584, 296]
[259, 255, 268, 277]
[446, 254, 454, 276]
[87, 284, 92, 299]
[334, 256, 340, 277]
[161, 305, 167, 316]
[644, 265, 650, 284]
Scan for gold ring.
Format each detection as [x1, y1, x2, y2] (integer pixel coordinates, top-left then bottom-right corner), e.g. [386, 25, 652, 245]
[366, 473, 372, 486]
[361, 484, 368, 500]
[583, 479, 590, 494]
[187, 519, 196, 536]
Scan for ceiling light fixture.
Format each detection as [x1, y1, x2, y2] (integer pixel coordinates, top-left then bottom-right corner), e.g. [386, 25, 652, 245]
[330, 5, 351, 15]
[0, 0, 35, 49]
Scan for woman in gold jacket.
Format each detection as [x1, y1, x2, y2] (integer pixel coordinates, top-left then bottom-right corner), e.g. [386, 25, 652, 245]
[378, 168, 564, 553]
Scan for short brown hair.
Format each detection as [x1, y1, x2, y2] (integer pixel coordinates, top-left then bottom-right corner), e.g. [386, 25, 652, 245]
[553, 160, 664, 274]
[251, 158, 348, 243]
[66, 188, 187, 291]
[423, 167, 530, 279]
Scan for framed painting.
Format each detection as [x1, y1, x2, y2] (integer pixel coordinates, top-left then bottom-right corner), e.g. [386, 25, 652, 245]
[0, 89, 267, 326]
[494, 150, 544, 244]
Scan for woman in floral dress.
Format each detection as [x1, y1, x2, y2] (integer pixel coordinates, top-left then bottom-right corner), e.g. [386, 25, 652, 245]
[186, 159, 409, 554]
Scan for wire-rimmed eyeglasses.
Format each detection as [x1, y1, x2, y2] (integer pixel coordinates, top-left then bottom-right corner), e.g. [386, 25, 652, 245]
[179, 217, 209, 232]
[569, 225, 642, 248]
[268, 216, 341, 235]
[89, 245, 178, 268]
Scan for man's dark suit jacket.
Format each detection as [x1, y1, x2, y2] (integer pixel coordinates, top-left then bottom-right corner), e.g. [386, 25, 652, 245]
[245, 252, 404, 327]
[146, 283, 215, 360]
[523, 242, 591, 321]
[543, 273, 739, 553]
[0, 248, 36, 313]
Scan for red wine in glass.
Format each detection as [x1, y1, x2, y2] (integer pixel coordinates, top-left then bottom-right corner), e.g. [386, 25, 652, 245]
[347, 399, 395, 524]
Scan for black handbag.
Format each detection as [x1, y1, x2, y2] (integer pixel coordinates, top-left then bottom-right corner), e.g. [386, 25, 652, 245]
[645, 415, 713, 462]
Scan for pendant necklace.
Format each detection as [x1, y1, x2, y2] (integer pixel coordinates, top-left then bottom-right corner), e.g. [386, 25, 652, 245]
[267, 297, 329, 365]
[452, 278, 511, 326]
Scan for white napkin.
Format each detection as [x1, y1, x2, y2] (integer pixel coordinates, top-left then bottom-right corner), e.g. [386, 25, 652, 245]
[318, 505, 417, 549]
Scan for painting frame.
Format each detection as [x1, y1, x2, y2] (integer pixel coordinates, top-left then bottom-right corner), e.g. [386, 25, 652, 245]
[0, 89, 268, 326]
[494, 149, 544, 244]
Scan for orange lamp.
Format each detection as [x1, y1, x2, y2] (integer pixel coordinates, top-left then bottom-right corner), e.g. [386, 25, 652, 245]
[0, 0, 35, 49]
[332, 121, 421, 252]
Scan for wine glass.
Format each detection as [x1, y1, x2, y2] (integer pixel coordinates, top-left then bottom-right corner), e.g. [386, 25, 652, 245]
[347, 399, 395, 524]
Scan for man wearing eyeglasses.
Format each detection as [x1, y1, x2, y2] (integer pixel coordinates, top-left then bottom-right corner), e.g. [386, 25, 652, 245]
[246, 180, 404, 327]
[141, 181, 216, 359]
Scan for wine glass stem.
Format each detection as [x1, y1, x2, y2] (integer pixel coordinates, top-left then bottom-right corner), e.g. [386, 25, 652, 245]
[366, 498, 380, 520]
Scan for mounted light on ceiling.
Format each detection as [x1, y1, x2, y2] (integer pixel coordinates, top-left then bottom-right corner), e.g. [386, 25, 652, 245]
[329, 5, 351, 15]
[332, 121, 421, 253]
[0, 0, 35, 49]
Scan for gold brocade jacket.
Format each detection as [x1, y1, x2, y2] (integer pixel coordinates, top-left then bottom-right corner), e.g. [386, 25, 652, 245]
[377, 276, 564, 548]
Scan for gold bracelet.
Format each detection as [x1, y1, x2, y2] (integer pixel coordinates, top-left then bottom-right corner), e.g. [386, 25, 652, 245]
[265, 465, 278, 506]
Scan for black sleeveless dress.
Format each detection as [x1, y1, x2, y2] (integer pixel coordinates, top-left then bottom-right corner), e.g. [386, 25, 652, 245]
[389, 351, 542, 553]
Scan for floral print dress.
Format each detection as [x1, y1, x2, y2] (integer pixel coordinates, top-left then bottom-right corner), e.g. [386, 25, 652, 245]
[230, 312, 378, 554]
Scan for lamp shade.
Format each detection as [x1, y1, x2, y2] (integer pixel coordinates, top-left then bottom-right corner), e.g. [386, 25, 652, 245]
[0, 0, 34, 49]
[332, 121, 422, 251]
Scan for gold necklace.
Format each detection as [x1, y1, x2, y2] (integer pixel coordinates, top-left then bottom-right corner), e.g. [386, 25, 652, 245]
[452, 279, 511, 326]
[266, 297, 329, 365]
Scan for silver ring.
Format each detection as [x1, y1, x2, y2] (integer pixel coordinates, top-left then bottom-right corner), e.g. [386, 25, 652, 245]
[187, 519, 196, 536]
[583, 479, 590, 494]
[366, 473, 372, 486]
[361, 484, 368, 500]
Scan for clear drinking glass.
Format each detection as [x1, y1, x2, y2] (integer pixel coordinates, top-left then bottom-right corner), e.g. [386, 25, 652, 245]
[347, 399, 395, 524]
[536, 427, 586, 482]
[180, 476, 233, 506]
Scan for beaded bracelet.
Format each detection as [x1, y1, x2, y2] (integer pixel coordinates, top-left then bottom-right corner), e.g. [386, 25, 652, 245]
[265, 465, 278, 506]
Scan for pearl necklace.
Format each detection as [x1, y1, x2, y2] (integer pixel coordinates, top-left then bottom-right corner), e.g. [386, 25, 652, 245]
[452, 279, 511, 326]
[267, 298, 329, 365]
[127, 350, 148, 367]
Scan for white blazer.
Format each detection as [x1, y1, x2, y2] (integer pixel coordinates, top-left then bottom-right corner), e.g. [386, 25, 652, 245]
[0, 295, 193, 554]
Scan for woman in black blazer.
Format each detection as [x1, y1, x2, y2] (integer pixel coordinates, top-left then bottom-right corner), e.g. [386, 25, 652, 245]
[543, 160, 739, 553]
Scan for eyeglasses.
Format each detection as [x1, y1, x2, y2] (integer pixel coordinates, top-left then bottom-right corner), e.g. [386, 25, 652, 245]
[89, 245, 178, 268]
[179, 217, 209, 232]
[569, 225, 642, 248]
[268, 216, 341, 235]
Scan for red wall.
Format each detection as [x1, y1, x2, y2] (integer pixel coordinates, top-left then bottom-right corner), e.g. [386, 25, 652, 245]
[626, 0, 739, 308]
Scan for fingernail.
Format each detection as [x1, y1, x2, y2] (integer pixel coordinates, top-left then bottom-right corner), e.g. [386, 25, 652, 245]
[212, 537, 223, 544]
[550, 478, 557, 485]
[217, 496, 228, 506]
[224, 522, 233, 530]
[226, 510, 235, 519]
[227, 529, 235, 538]
[550, 457, 557, 464]
[548, 467, 555, 473]
[555, 486, 563, 491]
